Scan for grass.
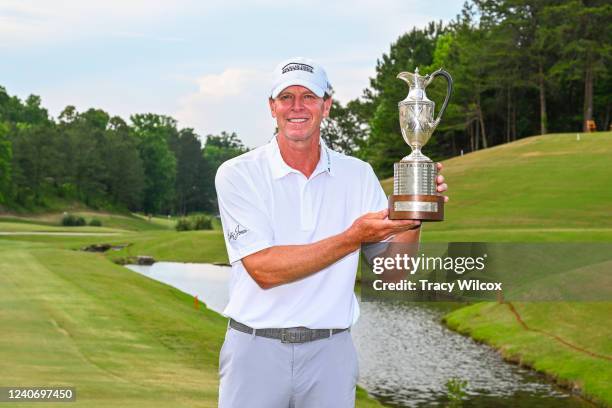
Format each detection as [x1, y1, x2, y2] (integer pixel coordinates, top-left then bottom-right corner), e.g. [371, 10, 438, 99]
[382, 132, 612, 239]
[0, 211, 172, 232]
[105, 231, 229, 264]
[0, 242, 225, 407]
[0, 230, 229, 264]
[0, 235, 382, 407]
[0, 221, 125, 233]
[444, 302, 612, 406]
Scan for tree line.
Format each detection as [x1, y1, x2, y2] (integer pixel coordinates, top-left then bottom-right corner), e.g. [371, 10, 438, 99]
[0, 91, 247, 214]
[323, 0, 611, 178]
[1, 0, 610, 212]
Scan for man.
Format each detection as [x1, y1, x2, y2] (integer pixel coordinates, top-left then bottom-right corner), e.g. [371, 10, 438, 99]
[215, 57, 448, 407]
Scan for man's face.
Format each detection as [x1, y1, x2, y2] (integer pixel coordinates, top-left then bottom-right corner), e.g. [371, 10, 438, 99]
[269, 85, 332, 143]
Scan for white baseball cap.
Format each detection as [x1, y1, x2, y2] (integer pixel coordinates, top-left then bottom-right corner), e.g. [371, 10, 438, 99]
[270, 57, 332, 99]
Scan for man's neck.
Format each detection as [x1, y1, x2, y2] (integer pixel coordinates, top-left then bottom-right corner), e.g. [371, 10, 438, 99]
[276, 133, 321, 178]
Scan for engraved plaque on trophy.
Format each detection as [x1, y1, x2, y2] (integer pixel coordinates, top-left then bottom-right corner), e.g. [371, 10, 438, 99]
[388, 68, 453, 221]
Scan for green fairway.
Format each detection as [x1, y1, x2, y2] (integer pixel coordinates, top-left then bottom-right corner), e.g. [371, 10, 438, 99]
[0, 221, 125, 233]
[0, 243, 226, 407]
[0, 211, 172, 232]
[0, 239, 382, 407]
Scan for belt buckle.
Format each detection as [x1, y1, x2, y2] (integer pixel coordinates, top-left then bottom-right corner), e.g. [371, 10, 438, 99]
[280, 327, 305, 343]
[280, 328, 297, 343]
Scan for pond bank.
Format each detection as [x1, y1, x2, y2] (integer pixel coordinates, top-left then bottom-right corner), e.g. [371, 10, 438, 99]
[444, 302, 612, 407]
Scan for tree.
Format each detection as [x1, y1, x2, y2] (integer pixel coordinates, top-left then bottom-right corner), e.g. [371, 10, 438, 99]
[57, 107, 109, 206]
[0, 122, 11, 204]
[131, 114, 177, 214]
[10, 123, 59, 205]
[173, 128, 205, 215]
[203, 132, 247, 166]
[542, 0, 612, 131]
[202, 132, 248, 211]
[102, 117, 145, 210]
[361, 22, 446, 177]
[22, 95, 50, 125]
[321, 100, 368, 156]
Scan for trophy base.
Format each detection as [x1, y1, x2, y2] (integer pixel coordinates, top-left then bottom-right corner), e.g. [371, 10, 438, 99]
[388, 194, 444, 221]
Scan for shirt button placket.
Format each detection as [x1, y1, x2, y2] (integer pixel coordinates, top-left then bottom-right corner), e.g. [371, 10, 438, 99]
[300, 180, 314, 230]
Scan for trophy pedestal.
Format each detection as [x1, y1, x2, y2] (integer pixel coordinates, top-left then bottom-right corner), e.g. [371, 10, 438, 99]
[388, 194, 444, 220]
[388, 160, 444, 221]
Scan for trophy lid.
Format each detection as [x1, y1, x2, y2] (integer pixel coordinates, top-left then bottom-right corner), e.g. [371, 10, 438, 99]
[397, 68, 433, 105]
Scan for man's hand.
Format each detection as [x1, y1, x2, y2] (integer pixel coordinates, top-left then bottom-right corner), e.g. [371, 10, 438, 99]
[437, 162, 449, 202]
[345, 209, 420, 245]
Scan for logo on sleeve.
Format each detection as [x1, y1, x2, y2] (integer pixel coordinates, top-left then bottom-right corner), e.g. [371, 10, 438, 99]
[228, 224, 248, 241]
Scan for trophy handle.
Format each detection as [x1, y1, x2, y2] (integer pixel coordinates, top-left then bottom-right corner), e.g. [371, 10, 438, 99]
[426, 69, 453, 125]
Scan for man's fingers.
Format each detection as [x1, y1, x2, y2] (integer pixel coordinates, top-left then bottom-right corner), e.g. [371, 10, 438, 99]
[361, 209, 388, 220]
[436, 162, 444, 171]
[383, 219, 421, 232]
[436, 175, 445, 184]
[378, 208, 389, 219]
[437, 183, 448, 193]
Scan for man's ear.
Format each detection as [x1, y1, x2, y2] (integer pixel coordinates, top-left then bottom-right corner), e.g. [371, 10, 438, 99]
[269, 98, 277, 118]
[322, 97, 332, 118]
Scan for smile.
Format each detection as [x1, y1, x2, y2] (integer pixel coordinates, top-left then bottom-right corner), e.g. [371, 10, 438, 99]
[288, 118, 308, 123]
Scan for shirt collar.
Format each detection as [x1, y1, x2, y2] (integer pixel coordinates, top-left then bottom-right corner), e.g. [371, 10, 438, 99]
[267, 135, 334, 180]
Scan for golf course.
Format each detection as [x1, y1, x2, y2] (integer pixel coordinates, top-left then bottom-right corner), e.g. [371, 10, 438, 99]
[1, 132, 611, 407]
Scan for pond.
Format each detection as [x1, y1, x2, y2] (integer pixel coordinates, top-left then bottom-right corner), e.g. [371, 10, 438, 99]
[125, 262, 590, 407]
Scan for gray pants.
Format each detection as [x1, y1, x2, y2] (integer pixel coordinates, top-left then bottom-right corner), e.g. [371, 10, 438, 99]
[218, 326, 359, 408]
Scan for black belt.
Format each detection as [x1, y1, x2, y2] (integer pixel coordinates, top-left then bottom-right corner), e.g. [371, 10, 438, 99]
[229, 319, 349, 344]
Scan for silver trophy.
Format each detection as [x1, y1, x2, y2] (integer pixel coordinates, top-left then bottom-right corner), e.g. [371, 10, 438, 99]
[388, 67, 453, 220]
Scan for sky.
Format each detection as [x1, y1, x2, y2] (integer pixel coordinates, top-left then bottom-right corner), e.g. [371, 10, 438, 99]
[0, 0, 464, 148]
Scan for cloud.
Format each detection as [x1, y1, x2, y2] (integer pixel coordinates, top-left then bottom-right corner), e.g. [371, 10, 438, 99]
[174, 68, 276, 147]
[0, 0, 205, 47]
[194, 69, 263, 98]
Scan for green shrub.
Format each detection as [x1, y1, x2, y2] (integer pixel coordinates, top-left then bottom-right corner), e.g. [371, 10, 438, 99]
[61, 213, 86, 227]
[89, 218, 102, 227]
[445, 377, 468, 407]
[175, 218, 192, 231]
[192, 215, 212, 230]
[175, 215, 213, 231]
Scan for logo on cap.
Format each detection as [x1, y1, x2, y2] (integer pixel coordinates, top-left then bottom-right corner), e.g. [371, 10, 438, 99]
[281, 63, 314, 75]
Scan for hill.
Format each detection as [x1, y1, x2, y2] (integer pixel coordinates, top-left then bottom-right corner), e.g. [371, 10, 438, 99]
[382, 131, 612, 242]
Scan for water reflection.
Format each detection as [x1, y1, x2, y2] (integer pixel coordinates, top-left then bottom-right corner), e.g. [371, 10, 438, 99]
[125, 262, 589, 407]
[352, 302, 589, 407]
[126, 262, 230, 313]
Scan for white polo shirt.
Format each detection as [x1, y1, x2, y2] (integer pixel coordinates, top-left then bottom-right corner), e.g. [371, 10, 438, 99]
[215, 136, 387, 329]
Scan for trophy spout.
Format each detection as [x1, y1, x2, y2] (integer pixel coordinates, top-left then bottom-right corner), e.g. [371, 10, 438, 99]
[397, 71, 417, 88]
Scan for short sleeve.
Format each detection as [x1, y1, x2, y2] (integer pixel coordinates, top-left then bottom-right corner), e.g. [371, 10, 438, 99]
[215, 162, 274, 264]
[361, 162, 397, 246]
[362, 163, 388, 213]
